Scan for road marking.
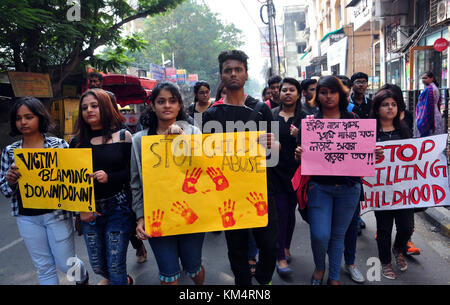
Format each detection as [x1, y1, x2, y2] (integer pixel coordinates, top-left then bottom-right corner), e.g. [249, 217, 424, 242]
[0, 238, 24, 254]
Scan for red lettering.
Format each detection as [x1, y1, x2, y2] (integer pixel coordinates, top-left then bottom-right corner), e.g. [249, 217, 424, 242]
[384, 144, 401, 162]
[385, 166, 393, 185]
[431, 159, 447, 178]
[401, 165, 413, 181]
[432, 185, 446, 204]
[410, 187, 421, 205]
[362, 178, 373, 188]
[418, 139, 435, 160]
[374, 167, 385, 187]
[392, 191, 403, 206]
[381, 191, 390, 206]
[364, 191, 374, 208]
[413, 162, 428, 180]
[394, 166, 402, 183]
[421, 184, 431, 201]
[396, 144, 417, 162]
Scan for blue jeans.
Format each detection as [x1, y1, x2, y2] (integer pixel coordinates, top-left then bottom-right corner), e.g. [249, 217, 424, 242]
[16, 214, 87, 285]
[307, 181, 360, 281]
[81, 192, 135, 285]
[148, 233, 205, 283]
[344, 205, 361, 265]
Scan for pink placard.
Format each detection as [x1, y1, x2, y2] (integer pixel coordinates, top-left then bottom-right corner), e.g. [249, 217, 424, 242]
[301, 119, 377, 176]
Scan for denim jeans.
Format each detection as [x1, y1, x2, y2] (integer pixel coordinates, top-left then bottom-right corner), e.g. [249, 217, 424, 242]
[307, 181, 360, 281]
[16, 214, 87, 285]
[344, 204, 361, 265]
[81, 191, 135, 285]
[148, 232, 205, 283]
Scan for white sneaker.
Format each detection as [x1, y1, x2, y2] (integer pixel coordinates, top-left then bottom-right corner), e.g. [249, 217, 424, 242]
[346, 265, 365, 283]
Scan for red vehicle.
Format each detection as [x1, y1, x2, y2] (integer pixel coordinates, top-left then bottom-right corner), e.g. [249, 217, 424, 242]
[101, 74, 157, 107]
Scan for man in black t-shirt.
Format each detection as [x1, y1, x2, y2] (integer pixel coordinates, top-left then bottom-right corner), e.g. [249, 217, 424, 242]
[202, 50, 278, 286]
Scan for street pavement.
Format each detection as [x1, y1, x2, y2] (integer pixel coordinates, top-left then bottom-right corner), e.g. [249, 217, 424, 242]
[0, 193, 449, 285]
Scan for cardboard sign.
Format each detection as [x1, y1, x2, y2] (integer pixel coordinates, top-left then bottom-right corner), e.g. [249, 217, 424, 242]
[14, 148, 95, 212]
[361, 134, 450, 214]
[141, 131, 268, 237]
[301, 119, 377, 176]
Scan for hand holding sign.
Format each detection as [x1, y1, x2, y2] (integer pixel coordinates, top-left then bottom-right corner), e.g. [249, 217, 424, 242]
[206, 167, 229, 191]
[246, 192, 268, 216]
[219, 199, 236, 228]
[182, 168, 202, 194]
[6, 164, 21, 186]
[171, 201, 198, 224]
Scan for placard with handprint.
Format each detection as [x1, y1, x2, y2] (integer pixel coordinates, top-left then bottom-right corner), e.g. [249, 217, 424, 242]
[141, 131, 268, 236]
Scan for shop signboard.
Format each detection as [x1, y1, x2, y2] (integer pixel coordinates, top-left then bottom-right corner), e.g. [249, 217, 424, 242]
[353, 0, 374, 31]
[165, 67, 177, 83]
[149, 63, 165, 81]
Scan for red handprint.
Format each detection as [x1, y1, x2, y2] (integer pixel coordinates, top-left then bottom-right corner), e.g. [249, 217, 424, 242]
[182, 168, 202, 194]
[218, 199, 236, 228]
[148, 209, 164, 237]
[246, 192, 268, 216]
[171, 201, 198, 225]
[206, 167, 229, 191]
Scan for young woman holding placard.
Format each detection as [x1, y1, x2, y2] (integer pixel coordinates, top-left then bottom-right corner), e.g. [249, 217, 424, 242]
[370, 89, 414, 280]
[131, 82, 205, 285]
[0, 97, 88, 285]
[294, 76, 362, 285]
[70, 88, 135, 285]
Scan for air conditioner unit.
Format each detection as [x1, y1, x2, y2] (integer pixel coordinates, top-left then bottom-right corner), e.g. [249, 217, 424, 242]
[430, 0, 450, 25]
[437, 0, 447, 23]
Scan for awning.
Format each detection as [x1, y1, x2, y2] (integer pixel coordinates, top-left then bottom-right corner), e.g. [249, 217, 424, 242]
[101, 74, 157, 107]
[320, 27, 344, 42]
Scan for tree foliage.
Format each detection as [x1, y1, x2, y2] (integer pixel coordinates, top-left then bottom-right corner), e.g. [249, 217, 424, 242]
[0, 0, 184, 95]
[129, 0, 243, 92]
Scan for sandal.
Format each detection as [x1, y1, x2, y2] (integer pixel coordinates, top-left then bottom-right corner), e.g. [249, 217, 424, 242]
[382, 263, 397, 280]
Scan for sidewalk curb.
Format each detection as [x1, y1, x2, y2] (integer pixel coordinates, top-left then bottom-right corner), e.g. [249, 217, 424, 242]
[422, 207, 450, 238]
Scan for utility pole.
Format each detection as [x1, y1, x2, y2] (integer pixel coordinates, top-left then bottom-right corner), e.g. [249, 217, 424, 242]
[267, 0, 279, 76]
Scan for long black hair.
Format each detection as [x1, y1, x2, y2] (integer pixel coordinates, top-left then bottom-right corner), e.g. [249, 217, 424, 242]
[370, 89, 411, 139]
[139, 82, 188, 130]
[314, 76, 349, 114]
[10, 96, 54, 137]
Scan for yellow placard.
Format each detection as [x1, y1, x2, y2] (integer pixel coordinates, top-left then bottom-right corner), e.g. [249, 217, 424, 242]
[14, 148, 95, 212]
[142, 131, 268, 237]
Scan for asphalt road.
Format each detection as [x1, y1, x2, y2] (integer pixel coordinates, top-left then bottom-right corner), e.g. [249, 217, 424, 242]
[0, 193, 448, 285]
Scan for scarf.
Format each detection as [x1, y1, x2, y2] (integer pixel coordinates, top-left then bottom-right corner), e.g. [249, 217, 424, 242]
[416, 85, 435, 137]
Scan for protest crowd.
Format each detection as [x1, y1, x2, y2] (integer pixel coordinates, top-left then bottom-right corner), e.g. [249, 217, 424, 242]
[1, 49, 449, 286]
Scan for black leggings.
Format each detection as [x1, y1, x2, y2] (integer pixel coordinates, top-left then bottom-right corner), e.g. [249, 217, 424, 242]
[375, 209, 414, 265]
[224, 193, 279, 285]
